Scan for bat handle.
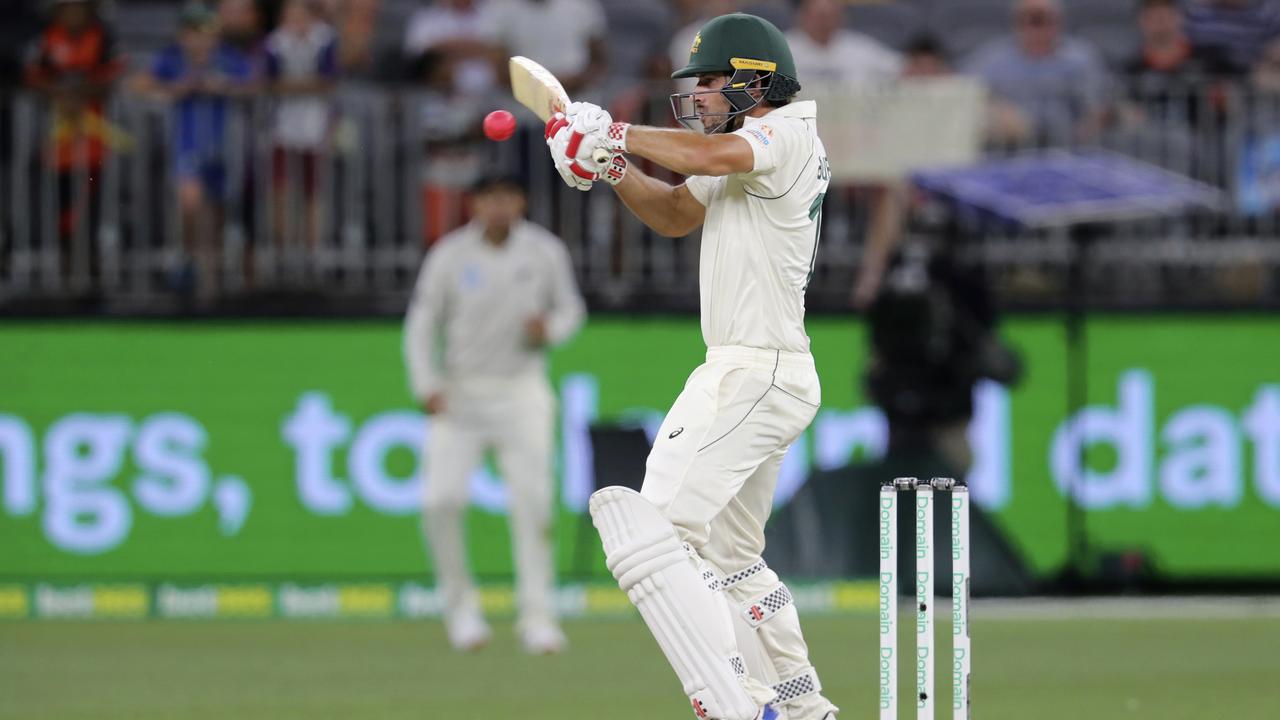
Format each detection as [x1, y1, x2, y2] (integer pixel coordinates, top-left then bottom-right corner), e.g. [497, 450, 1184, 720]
[591, 147, 612, 166]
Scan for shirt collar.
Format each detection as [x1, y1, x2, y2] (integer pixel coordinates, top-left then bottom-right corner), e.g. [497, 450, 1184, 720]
[467, 219, 523, 247]
[746, 100, 817, 123]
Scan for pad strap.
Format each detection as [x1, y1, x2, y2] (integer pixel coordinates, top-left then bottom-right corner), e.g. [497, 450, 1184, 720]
[772, 668, 823, 704]
[741, 584, 793, 628]
[722, 559, 769, 590]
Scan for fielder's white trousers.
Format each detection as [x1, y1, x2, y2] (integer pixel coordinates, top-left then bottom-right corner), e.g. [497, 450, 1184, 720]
[422, 373, 557, 634]
[643, 346, 837, 719]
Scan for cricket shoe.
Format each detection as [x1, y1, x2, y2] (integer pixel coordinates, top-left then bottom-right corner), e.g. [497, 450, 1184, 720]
[520, 622, 567, 655]
[445, 612, 491, 652]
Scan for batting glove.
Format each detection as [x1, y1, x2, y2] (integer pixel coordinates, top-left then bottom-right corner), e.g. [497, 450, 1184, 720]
[545, 113, 595, 191]
[600, 154, 628, 186]
[574, 122, 631, 175]
[565, 100, 630, 154]
[599, 121, 630, 155]
[562, 141, 627, 188]
[565, 101, 612, 136]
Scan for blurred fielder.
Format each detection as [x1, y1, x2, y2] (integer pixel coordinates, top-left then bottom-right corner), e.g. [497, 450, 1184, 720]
[404, 175, 586, 654]
[545, 13, 836, 720]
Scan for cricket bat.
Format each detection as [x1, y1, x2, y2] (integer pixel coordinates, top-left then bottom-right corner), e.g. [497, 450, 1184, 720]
[509, 55, 610, 165]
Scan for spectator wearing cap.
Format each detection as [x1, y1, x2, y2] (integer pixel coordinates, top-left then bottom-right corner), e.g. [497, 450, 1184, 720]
[132, 1, 256, 305]
[265, 0, 338, 255]
[403, 174, 585, 656]
[481, 0, 607, 95]
[963, 0, 1111, 144]
[786, 0, 902, 87]
[1184, 0, 1280, 75]
[24, 0, 124, 283]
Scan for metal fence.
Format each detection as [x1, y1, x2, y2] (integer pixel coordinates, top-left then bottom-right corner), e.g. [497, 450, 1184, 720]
[1, 78, 1278, 315]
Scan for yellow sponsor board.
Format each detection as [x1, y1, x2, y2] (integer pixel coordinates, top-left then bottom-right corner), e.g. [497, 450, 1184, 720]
[833, 580, 879, 612]
[0, 586, 28, 618]
[479, 587, 515, 614]
[338, 585, 394, 617]
[93, 586, 149, 618]
[583, 586, 631, 614]
[217, 586, 273, 617]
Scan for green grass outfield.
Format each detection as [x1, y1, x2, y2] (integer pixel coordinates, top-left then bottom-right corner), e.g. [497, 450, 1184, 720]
[3, 608, 1278, 719]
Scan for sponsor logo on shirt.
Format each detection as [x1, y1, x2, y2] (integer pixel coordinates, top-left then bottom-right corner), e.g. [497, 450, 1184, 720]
[745, 128, 771, 146]
[461, 265, 482, 290]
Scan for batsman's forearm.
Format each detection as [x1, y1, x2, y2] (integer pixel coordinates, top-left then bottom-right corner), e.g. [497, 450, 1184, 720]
[612, 166, 698, 238]
[625, 126, 741, 177]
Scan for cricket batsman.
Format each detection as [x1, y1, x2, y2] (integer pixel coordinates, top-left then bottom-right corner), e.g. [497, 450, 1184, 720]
[544, 13, 836, 720]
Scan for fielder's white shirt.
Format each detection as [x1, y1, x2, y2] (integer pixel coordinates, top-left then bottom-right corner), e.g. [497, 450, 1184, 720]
[685, 101, 831, 354]
[404, 220, 586, 399]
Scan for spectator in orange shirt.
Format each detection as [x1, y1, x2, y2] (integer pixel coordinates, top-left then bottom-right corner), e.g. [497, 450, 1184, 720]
[24, 0, 123, 283]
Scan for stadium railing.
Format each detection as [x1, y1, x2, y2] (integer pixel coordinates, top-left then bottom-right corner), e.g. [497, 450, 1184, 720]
[1, 78, 1277, 314]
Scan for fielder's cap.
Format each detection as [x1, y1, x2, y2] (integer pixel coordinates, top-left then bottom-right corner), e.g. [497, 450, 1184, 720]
[179, 1, 217, 28]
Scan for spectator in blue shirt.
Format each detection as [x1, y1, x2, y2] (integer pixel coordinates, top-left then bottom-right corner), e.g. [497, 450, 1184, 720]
[134, 2, 255, 305]
[963, 0, 1111, 145]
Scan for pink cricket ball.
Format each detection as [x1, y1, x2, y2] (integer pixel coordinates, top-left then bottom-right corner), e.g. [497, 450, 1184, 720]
[483, 110, 517, 142]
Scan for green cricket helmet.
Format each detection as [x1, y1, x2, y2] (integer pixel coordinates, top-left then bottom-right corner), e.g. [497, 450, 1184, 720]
[670, 13, 801, 133]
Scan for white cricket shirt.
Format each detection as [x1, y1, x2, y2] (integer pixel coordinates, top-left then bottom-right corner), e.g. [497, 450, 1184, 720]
[403, 220, 586, 399]
[685, 101, 831, 354]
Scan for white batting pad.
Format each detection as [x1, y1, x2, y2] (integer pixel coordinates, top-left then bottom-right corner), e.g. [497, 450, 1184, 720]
[590, 486, 764, 720]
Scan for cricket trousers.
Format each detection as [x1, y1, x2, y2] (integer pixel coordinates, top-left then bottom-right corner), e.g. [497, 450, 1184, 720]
[642, 346, 837, 720]
[422, 372, 558, 635]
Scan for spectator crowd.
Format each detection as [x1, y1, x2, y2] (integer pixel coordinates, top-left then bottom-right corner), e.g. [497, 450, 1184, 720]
[6, 0, 1280, 305]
